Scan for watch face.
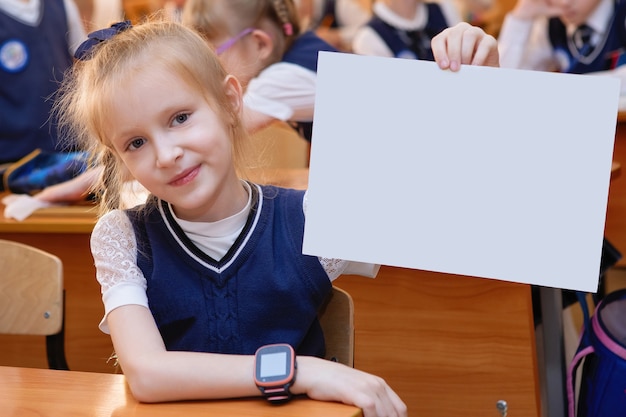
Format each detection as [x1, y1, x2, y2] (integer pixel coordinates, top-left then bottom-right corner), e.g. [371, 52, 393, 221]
[260, 351, 288, 379]
[255, 344, 295, 385]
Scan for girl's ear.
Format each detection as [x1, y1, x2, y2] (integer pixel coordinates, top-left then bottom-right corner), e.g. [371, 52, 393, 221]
[223, 74, 243, 117]
[250, 28, 275, 61]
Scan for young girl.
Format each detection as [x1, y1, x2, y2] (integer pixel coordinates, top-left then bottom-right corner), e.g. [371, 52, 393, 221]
[54, 16, 496, 416]
[182, 0, 337, 141]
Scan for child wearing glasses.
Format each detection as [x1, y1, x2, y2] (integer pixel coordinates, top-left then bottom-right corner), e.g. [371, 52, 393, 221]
[182, 0, 337, 141]
[54, 14, 497, 416]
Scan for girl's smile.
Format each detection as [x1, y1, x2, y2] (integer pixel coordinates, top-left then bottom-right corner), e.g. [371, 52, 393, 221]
[169, 165, 201, 187]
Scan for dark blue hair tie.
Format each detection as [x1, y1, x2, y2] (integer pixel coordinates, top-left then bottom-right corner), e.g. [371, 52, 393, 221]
[74, 20, 132, 61]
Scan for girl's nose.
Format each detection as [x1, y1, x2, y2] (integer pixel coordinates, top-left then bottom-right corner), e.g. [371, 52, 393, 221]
[155, 140, 183, 168]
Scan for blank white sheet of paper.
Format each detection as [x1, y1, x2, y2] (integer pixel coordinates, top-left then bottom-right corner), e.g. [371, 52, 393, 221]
[302, 52, 620, 292]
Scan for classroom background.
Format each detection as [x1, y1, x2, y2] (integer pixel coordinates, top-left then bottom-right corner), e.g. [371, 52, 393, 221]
[2, 1, 626, 417]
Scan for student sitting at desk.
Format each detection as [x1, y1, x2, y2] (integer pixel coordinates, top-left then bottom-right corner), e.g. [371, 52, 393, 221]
[182, 0, 338, 142]
[0, 0, 86, 165]
[498, 0, 626, 96]
[352, 0, 461, 60]
[0, 0, 88, 194]
[54, 15, 497, 416]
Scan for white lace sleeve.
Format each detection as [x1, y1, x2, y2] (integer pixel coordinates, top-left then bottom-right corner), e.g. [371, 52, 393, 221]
[91, 210, 149, 333]
[302, 191, 380, 281]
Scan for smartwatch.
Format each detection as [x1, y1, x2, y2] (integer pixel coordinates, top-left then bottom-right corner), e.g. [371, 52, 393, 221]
[253, 343, 296, 403]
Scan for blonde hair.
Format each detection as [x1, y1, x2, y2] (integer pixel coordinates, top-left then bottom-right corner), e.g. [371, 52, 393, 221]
[182, 0, 301, 60]
[54, 18, 249, 215]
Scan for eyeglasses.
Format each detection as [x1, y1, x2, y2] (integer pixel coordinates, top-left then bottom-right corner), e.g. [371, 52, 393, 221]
[215, 28, 254, 55]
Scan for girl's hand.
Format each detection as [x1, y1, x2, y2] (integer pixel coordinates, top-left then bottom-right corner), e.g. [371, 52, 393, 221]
[293, 356, 407, 417]
[431, 22, 500, 71]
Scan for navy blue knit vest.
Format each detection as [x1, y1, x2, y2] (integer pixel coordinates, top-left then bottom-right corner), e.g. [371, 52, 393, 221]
[367, 3, 449, 61]
[548, 0, 626, 73]
[282, 31, 337, 141]
[0, 0, 72, 164]
[126, 184, 332, 357]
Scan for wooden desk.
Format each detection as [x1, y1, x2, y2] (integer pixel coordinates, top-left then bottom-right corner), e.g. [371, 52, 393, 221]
[0, 366, 361, 417]
[0, 169, 540, 417]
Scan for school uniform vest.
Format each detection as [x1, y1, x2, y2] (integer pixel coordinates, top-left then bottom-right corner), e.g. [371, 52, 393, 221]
[367, 3, 449, 61]
[126, 183, 332, 356]
[548, 0, 626, 73]
[282, 31, 337, 141]
[0, 0, 73, 164]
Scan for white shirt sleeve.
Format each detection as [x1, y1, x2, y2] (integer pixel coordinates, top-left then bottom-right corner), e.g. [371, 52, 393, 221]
[90, 210, 149, 334]
[63, 0, 87, 54]
[244, 62, 317, 122]
[498, 14, 557, 71]
[352, 25, 395, 57]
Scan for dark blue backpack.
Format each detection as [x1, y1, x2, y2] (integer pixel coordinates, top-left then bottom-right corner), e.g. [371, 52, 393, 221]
[568, 289, 626, 417]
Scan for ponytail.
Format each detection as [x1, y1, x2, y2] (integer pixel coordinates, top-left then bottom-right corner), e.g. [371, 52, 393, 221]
[270, 0, 299, 38]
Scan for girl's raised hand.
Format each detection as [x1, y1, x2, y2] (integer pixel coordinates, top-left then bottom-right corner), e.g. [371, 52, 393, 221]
[431, 22, 500, 71]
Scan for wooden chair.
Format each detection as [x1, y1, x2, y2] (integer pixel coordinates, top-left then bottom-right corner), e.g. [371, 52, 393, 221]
[0, 239, 68, 370]
[319, 286, 355, 367]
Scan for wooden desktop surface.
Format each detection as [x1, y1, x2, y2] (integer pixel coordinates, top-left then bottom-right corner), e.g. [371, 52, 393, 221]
[0, 168, 540, 417]
[0, 366, 362, 417]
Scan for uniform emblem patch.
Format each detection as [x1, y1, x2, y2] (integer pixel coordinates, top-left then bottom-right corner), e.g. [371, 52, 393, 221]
[0, 39, 29, 73]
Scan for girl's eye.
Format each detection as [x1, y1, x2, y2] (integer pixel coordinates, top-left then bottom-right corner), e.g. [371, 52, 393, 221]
[128, 138, 146, 151]
[173, 113, 189, 126]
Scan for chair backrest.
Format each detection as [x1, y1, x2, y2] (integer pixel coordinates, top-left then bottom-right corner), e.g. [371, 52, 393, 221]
[0, 239, 68, 370]
[319, 286, 355, 367]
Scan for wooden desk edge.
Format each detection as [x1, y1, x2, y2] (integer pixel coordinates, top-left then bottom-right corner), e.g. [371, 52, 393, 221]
[0, 366, 362, 417]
